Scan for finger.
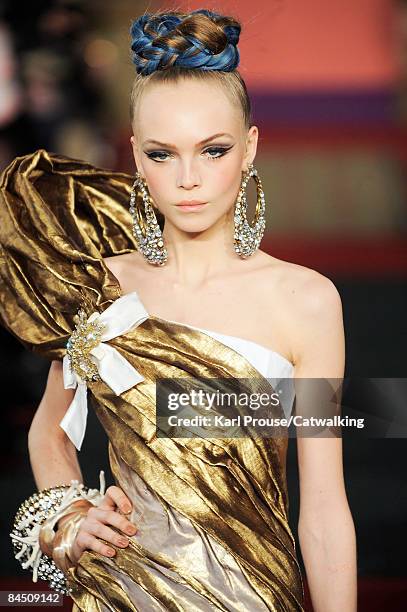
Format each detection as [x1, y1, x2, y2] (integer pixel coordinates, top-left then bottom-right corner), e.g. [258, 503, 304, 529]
[74, 531, 116, 559]
[87, 521, 131, 548]
[98, 486, 133, 514]
[87, 507, 138, 536]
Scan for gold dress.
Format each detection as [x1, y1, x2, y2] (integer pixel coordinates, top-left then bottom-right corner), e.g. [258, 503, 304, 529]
[0, 150, 305, 611]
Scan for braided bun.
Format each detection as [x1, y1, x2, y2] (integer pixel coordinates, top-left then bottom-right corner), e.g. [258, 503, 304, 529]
[130, 9, 241, 75]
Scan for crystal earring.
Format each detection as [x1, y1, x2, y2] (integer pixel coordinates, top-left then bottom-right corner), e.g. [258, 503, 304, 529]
[233, 163, 266, 258]
[129, 172, 168, 266]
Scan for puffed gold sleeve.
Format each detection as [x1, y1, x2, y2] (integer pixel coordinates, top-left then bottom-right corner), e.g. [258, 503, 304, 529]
[0, 149, 137, 361]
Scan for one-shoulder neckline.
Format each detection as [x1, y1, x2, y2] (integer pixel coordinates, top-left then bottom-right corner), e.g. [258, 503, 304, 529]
[102, 262, 294, 369]
[158, 317, 294, 369]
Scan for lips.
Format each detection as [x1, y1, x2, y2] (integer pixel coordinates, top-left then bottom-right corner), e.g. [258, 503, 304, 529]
[176, 201, 206, 206]
[176, 201, 207, 211]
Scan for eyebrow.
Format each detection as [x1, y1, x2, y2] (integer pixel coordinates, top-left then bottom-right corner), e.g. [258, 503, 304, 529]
[142, 133, 234, 148]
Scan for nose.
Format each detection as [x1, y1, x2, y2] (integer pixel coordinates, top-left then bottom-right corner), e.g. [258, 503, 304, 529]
[176, 159, 201, 190]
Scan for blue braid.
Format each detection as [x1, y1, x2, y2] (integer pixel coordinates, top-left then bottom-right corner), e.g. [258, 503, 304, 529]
[130, 9, 240, 76]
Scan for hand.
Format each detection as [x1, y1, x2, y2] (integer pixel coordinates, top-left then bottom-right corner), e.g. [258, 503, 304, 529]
[67, 485, 138, 566]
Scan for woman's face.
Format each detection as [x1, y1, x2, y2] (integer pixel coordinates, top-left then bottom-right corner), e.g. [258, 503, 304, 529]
[130, 79, 258, 234]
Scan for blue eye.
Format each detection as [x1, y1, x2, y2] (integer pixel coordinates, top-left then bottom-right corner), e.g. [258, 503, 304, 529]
[204, 147, 230, 159]
[146, 151, 169, 162]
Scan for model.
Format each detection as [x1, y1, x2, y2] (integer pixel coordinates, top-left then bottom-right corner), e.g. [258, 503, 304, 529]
[0, 8, 357, 612]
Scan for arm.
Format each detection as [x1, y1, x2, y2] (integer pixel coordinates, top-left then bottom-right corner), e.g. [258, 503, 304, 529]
[28, 360, 85, 531]
[292, 274, 357, 612]
[26, 360, 137, 562]
[28, 360, 82, 490]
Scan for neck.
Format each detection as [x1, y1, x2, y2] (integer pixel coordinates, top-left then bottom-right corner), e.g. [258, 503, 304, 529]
[161, 214, 238, 287]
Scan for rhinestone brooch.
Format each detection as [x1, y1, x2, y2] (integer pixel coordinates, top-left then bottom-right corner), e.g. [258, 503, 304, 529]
[66, 308, 106, 383]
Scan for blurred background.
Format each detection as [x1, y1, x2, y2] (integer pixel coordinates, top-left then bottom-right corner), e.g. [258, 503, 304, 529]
[0, 0, 406, 610]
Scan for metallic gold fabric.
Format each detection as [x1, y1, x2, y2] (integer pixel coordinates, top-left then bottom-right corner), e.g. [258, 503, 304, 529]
[0, 149, 135, 360]
[0, 151, 305, 611]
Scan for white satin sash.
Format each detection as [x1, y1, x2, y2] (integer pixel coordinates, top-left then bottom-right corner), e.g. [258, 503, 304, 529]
[61, 292, 148, 451]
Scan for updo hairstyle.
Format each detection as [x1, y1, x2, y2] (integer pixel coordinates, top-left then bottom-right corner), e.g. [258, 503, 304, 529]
[129, 9, 251, 130]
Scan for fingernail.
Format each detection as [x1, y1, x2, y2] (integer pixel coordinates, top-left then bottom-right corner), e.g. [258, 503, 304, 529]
[127, 525, 137, 535]
[118, 537, 128, 546]
[107, 549, 115, 557]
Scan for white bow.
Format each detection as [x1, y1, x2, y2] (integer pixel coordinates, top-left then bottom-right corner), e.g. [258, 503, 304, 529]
[61, 292, 148, 451]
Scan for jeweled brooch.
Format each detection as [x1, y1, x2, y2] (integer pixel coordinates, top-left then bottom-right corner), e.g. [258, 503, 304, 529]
[66, 308, 106, 382]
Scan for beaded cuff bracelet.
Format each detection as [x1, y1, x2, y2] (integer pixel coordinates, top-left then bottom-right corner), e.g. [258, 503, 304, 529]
[10, 471, 105, 594]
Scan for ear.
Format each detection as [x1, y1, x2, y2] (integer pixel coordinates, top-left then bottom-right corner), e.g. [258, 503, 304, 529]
[241, 125, 259, 172]
[130, 135, 143, 174]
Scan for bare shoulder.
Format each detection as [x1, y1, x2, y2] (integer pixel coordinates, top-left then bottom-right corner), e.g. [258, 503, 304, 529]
[257, 251, 344, 366]
[258, 251, 342, 316]
[287, 263, 341, 316]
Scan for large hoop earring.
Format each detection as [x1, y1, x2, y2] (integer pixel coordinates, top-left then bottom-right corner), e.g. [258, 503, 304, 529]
[129, 172, 168, 266]
[233, 163, 266, 258]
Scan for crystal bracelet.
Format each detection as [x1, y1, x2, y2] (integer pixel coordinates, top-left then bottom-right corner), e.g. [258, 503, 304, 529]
[10, 471, 105, 594]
